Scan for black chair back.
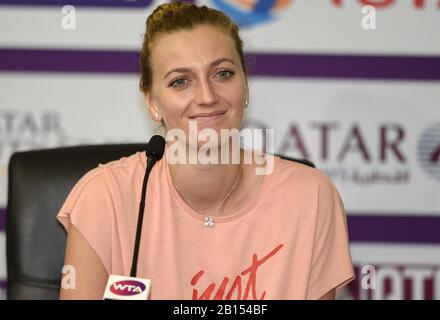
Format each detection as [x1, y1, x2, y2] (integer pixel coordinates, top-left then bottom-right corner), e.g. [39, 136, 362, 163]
[6, 144, 147, 300]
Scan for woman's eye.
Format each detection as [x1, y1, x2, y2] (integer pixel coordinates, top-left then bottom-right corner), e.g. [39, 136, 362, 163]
[216, 70, 234, 80]
[169, 78, 188, 88]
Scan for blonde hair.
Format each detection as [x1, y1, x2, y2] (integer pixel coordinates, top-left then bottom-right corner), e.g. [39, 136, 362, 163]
[139, 2, 247, 93]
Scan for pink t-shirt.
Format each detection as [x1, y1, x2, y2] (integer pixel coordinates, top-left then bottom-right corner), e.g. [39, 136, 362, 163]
[57, 151, 354, 300]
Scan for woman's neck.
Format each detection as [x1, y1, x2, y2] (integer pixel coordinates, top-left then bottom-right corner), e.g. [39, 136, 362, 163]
[168, 147, 245, 216]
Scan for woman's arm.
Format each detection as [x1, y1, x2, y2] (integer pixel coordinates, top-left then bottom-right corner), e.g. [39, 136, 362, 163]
[59, 224, 109, 300]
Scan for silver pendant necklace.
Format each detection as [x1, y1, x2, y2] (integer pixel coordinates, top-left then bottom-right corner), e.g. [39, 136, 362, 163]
[171, 167, 242, 228]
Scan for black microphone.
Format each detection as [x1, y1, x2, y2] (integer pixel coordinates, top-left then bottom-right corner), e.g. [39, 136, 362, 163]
[103, 135, 166, 300]
[130, 135, 165, 277]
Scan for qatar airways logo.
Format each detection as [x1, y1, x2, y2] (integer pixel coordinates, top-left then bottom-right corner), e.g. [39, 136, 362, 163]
[110, 280, 146, 296]
[244, 119, 411, 185]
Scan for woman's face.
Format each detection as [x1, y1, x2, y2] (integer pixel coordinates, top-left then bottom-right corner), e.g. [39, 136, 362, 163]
[145, 24, 248, 141]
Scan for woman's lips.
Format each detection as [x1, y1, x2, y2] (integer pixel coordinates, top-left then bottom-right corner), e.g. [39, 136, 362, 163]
[189, 110, 226, 122]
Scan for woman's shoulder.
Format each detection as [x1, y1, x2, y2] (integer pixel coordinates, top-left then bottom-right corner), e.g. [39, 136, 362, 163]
[271, 155, 338, 193]
[59, 151, 145, 212]
[72, 151, 146, 191]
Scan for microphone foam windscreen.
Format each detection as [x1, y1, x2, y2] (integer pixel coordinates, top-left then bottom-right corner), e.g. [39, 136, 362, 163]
[146, 135, 166, 160]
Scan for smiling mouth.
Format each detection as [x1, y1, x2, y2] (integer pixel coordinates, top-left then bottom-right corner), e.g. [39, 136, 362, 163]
[189, 110, 226, 121]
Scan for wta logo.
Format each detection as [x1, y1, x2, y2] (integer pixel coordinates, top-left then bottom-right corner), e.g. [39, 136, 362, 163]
[110, 280, 146, 296]
[418, 123, 440, 181]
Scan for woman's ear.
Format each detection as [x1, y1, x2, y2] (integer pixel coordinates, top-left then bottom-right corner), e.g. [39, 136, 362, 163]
[144, 92, 162, 122]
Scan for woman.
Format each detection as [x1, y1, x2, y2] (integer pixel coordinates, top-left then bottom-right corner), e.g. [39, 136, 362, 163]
[58, 2, 354, 300]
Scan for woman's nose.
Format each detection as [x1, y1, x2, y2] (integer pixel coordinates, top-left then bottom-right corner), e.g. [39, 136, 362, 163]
[195, 78, 218, 106]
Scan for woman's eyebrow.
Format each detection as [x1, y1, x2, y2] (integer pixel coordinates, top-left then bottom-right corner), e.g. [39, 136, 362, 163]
[164, 67, 191, 79]
[211, 57, 235, 67]
[163, 57, 236, 79]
